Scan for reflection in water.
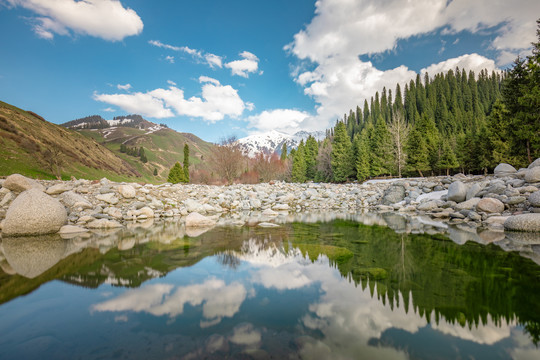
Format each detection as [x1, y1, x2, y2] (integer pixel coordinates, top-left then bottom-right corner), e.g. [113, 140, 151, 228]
[0, 213, 540, 359]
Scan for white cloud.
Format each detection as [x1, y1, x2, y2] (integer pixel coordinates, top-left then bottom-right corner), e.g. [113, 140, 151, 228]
[94, 77, 247, 122]
[225, 51, 260, 78]
[205, 53, 223, 68]
[285, 0, 539, 132]
[103, 107, 116, 112]
[247, 109, 311, 135]
[7, 0, 143, 41]
[165, 55, 174, 64]
[167, 80, 177, 86]
[117, 83, 131, 91]
[420, 54, 498, 78]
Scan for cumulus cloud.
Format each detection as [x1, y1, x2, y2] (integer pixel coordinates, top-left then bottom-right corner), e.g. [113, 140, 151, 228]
[94, 77, 247, 122]
[420, 54, 498, 78]
[6, 0, 143, 41]
[116, 83, 131, 91]
[285, 0, 539, 132]
[225, 51, 260, 78]
[205, 53, 223, 68]
[247, 109, 311, 135]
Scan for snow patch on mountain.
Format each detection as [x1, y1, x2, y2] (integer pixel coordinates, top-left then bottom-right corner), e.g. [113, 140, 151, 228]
[237, 130, 326, 157]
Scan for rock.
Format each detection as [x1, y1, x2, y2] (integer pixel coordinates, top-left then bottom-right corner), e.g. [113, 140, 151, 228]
[381, 185, 405, 205]
[455, 198, 481, 211]
[262, 208, 278, 216]
[60, 191, 92, 210]
[3, 188, 67, 236]
[476, 198, 505, 214]
[3, 174, 44, 193]
[118, 184, 136, 199]
[529, 191, 540, 207]
[484, 216, 509, 225]
[96, 193, 119, 205]
[466, 183, 483, 200]
[525, 167, 540, 183]
[185, 212, 216, 227]
[258, 222, 279, 228]
[45, 183, 73, 195]
[478, 230, 506, 243]
[184, 199, 203, 213]
[528, 158, 540, 169]
[86, 219, 123, 229]
[272, 204, 290, 211]
[135, 206, 155, 218]
[467, 211, 482, 221]
[59, 225, 89, 234]
[447, 181, 468, 203]
[494, 163, 517, 177]
[504, 214, 540, 232]
[506, 196, 526, 205]
[417, 201, 438, 211]
[0, 191, 14, 207]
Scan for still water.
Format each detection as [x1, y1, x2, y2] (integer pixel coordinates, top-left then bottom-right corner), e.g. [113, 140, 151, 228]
[1, 213, 540, 359]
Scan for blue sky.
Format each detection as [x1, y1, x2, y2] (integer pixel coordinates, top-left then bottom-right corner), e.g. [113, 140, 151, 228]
[0, 0, 538, 143]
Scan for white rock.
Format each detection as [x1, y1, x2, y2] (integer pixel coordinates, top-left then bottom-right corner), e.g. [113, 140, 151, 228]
[86, 219, 123, 229]
[258, 222, 279, 228]
[3, 188, 67, 236]
[46, 183, 73, 195]
[3, 174, 44, 193]
[185, 212, 216, 227]
[96, 193, 119, 205]
[272, 204, 290, 211]
[118, 184, 137, 199]
[59, 225, 89, 234]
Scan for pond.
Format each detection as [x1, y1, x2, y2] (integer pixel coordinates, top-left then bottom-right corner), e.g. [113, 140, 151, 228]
[1, 213, 540, 359]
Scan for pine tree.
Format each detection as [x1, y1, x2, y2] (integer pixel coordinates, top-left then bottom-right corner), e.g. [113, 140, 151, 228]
[370, 116, 394, 176]
[183, 144, 190, 183]
[280, 143, 288, 161]
[355, 131, 370, 181]
[153, 168, 158, 176]
[167, 162, 185, 184]
[305, 136, 319, 180]
[331, 122, 355, 182]
[406, 129, 430, 176]
[291, 141, 307, 183]
[438, 138, 459, 175]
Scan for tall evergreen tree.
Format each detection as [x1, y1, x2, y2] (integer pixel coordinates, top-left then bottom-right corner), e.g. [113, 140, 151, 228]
[331, 122, 355, 182]
[354, 131, 371, 181]
[167, 162, 185, 184]
[305, 136, 319, 180]
[292, 140, 307, 183]
[280, 143, 288, 161]
[183, 144, 190, 183]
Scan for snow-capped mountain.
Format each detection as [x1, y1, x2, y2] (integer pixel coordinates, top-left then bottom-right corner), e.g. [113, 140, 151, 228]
[237, 130, 326, 157]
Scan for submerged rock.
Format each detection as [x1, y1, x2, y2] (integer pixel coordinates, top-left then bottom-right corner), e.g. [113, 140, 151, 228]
[3, 188, 67, 236]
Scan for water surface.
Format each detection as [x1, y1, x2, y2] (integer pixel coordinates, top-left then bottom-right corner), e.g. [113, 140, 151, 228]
[1, 213, 540, 359]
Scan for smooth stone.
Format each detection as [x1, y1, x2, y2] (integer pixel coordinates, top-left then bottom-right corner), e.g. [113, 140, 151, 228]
[529, 191, 540, 207]
[118, 184, 137, 199]
[381, 185, 406, 205]
[504, 214, 540, 232]
[272, 204, 290, 211]
[494, 163, 517, 177]
[45, 183, 73, 195]
[86, 219, 123, 229]
[184, 199, 204, 212]
[96, 193, 119, 205]
[0, 191, 14, 207]
[528, 158, 540, 169]
[484, 216, 510, 225]
[417, 201, 438, 211]
[3, 174, 45, 193]
[185, 212, 216, 227]
[466, 183, 483, 200]
[60, 191, 92, 209]
[447, 181, 468, 203]
[476, 198, 505, 214]
[135, 206, 155, 218]
[261, 208, 278, 216]
[506, 196, 526, 205]
[455, 197, 481, 210]
[525, 167, 540, 183]
[478, 230, 506, 243]
[59, 225, 89, 234]
[258, 222, 279, 228]
[3, 189, 67, 236]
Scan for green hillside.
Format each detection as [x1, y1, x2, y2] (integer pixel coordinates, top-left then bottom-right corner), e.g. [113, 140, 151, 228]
[0, 101, 142, 181]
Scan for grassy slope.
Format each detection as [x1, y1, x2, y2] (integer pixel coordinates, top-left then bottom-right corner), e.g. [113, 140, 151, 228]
[0, 101, 141, 181]
[77, 125, 214, 182]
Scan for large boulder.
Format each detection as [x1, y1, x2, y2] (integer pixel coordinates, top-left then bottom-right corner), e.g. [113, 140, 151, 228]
[476, 198, 504, 214]
[3, 174, 44, 193]
[3, 188, 67, 236]
[525, 167, 540, 183]
[504, 214, 540, 232]
[447, 181, 468, 203]
[494, 163, 517, 177]
[381, 185, 406, 205]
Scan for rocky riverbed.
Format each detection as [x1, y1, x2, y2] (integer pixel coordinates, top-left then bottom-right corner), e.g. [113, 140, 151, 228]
[2, 159, 540, 238]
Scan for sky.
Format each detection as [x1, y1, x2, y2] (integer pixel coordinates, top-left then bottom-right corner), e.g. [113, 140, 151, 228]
[0, 0, 539, 143]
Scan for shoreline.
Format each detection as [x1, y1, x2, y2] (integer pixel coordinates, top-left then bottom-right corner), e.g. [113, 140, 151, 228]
[1, 164, 540, 237]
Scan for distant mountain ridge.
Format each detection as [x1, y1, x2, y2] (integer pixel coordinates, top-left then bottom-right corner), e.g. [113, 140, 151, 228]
[237, 130, 326, 157]
[61, 114, 156, 130]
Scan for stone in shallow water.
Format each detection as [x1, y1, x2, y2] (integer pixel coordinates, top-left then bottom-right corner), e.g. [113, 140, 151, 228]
[504, 214, 540, 232]
[185, 212, 216, 227]
[3, 188, 67, 236]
